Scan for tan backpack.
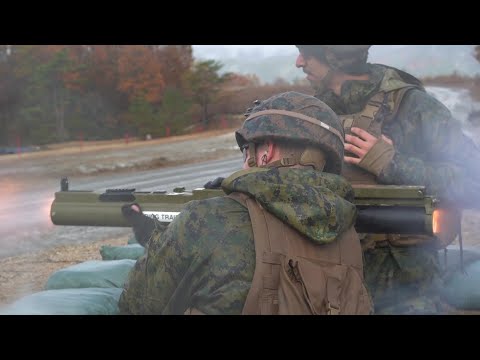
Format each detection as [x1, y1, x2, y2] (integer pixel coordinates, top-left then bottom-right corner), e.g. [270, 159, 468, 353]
[229, 192, 373, 315]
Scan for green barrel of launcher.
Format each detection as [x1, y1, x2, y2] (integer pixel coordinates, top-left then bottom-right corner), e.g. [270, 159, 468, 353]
[49, 178, 452, 237]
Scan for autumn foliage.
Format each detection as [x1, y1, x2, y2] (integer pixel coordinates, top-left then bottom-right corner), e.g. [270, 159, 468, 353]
[0, 45, 309, 146]
[0, 45, 194, 145]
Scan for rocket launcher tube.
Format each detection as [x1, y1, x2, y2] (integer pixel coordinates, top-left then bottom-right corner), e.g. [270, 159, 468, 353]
[50, 180, 458, 239]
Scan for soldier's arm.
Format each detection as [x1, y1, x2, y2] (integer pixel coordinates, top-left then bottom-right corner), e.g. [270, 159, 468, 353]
[378, 90, 480, 208]
[118, 201, 207, 314]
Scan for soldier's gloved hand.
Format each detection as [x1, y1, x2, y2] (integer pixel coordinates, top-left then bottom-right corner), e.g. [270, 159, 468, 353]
[121, 203, 156, 247]
[203, 177, 225, 189]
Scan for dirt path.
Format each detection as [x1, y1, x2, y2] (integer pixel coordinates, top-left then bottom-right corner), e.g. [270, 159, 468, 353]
[0, 128, 240, 181]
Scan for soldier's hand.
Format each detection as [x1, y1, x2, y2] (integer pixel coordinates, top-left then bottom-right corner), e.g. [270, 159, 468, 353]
[344, 127, 393, 164]
[344, 127, 395, 176]
[121, 203, 156, 247]
[203, 177, 225, 189]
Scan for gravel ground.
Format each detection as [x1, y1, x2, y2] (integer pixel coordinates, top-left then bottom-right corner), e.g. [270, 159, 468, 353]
[0, 236, 128, 306]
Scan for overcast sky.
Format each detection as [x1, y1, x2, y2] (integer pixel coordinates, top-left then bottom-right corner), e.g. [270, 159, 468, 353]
[191, 45, 421, 60]
[192, 45, 296, 59]
[192, 45, 413, 57]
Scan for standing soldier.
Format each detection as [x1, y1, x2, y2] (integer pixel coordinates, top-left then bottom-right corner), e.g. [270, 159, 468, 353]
[295, 45, 480, 314]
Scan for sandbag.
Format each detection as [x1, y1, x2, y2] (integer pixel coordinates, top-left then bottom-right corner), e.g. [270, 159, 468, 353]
[438, 245, 480, 274]
[100, 244, 145, 260]
[45, 260, 136, 290]
[440, 260, 480, 310]
[127, 233, 139, 245]
[0, 288, 123, 315]
[436, 246, 480, 310]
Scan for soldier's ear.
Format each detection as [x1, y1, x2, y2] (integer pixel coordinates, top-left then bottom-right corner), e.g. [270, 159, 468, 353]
[266, 141, 276, 163]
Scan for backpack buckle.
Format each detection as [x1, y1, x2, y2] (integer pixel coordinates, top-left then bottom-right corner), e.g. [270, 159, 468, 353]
[327, 302, 340, 315]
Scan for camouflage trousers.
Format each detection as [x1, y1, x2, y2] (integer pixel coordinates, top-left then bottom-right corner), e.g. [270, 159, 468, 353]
[363, 245, 446, 315]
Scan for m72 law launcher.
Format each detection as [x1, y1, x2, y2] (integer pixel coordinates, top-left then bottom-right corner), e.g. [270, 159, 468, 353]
[50, 178, 459, 240]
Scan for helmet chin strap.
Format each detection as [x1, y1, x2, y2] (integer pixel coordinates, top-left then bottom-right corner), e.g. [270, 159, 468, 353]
[263, 148, 327, 172]
[247, 143, 258, 167]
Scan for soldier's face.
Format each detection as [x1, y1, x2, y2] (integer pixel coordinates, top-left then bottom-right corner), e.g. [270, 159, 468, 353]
[295, 52, 330, 87]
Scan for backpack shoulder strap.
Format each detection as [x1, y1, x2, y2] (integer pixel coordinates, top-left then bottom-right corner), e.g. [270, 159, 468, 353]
[227, 192, 281, 315]
[386, 85, 419, 123]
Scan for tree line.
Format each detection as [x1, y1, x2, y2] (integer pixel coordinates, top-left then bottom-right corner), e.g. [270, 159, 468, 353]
[13, 45, 475, 146]
[0, 45, 305, 147]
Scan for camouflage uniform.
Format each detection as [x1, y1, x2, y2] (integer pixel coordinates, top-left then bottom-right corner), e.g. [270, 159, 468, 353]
[314, 62, 480, 314]
[118, 167, 357, 315]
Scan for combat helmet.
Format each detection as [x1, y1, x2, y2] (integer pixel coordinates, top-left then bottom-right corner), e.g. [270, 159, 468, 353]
[296, 45, 371, 73]
[236, 91, 345, 174]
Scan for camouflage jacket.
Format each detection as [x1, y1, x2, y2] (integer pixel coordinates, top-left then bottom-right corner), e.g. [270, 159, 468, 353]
[316, 63, 480, 209]
[118, 167, 357, 315]
[314, 64, 480, 313]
